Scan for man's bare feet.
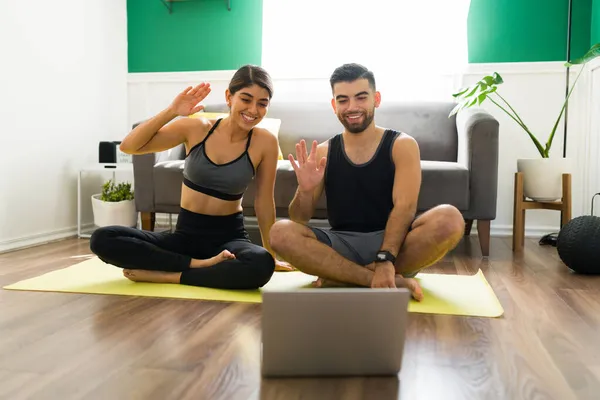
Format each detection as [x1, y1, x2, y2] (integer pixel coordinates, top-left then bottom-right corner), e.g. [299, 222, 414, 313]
[311, 274, 424, 302]
[365, 262, 424, 301]
[311, 278, 355, 288]
[123, 269, 181, 284]
[190, 250, 235, 268]
[401, 277, 423, 302]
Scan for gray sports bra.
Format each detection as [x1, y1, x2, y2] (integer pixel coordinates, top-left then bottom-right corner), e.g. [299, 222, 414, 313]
[183, 118, 255, 201]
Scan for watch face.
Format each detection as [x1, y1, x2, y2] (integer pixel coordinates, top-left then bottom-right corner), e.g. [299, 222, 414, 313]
[377, 253, 385, 260]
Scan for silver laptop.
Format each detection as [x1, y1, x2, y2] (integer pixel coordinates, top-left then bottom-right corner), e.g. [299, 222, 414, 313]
[261, 288, 410, 378]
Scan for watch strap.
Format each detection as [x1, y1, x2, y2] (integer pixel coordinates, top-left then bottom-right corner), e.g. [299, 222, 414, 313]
[375, 250, 396, 264]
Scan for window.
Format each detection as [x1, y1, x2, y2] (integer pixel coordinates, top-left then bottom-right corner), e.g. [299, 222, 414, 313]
[261, 0, 471, 100]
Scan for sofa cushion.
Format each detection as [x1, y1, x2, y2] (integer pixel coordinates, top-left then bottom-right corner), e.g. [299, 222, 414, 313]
[151, 159, 328, 219]
[373, 103, 459, 163]
[149, 156, 468, 218]
[242, 160, 328, 219]
[263, 103, 344, 159]
[205, 101, 459, 162]
[242, 160, 468, 218]
[245, 101, 458, 163]
[153, 160, 185, 207]
[419, 161, 469, 211]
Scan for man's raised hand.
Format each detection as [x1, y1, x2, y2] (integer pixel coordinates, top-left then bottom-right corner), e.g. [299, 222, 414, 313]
[288, 140, 327, 193]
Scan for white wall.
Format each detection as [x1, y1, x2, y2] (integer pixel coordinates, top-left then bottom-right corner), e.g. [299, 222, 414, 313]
[0, 0, 128, 252]
[462, 62, 591, 236]
[1, 8, 593, 254]
[585, 58, 600, 215]
[127, 62, 597, 238]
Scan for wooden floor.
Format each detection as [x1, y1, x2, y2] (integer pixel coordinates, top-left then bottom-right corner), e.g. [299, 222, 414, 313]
[1, 235, 600, 400]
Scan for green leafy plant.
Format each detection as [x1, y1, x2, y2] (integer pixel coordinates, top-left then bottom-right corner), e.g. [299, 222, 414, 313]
[101, 180, 134, 202]
[449, 43, 600, 158]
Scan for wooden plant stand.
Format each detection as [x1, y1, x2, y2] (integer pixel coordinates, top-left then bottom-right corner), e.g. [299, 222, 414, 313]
[512, 172, 572, 252]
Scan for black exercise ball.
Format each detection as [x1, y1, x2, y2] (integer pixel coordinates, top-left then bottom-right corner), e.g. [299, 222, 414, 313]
[557, 215, 600, 274]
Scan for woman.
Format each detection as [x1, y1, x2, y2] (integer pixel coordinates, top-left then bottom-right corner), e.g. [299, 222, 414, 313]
[90, 65, 292, 290]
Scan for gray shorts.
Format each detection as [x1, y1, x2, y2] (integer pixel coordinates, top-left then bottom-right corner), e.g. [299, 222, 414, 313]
[308, 227, 418, 278]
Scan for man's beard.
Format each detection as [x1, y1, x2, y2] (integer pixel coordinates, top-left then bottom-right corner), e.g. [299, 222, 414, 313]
[338, 109, 375, 134]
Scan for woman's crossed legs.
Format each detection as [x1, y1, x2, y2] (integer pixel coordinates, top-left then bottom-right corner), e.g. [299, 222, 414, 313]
[89, 225, 275, 290]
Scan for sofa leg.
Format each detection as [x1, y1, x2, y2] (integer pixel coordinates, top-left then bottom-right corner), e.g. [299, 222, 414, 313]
[477, 219, 491, 257]
[141, 212, 155, 231]
[464, 219, 473, 236]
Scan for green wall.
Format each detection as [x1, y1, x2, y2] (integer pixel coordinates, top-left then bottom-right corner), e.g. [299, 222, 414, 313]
[593, 0, 600, 44]
[127, 0, 263, 73]
[468, 0, 592, 63]
[127, 0, 594, 72]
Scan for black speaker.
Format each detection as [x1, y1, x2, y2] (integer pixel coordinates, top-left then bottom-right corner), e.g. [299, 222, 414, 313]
[99, 141, 121, 163]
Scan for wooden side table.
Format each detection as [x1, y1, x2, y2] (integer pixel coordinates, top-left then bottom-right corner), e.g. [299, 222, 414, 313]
[512, 172, 571, 251]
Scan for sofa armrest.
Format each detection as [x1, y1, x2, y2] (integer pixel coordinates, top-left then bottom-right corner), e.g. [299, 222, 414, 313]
[456, 107, 499, 220]
[133, 153, 156, 212]
[130, 117, 187, 212]
[133, 143, 187, 213]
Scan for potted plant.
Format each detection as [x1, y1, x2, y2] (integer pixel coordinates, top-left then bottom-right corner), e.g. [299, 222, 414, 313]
[450, 43, 600, 201]
[91, 179, 137, 227]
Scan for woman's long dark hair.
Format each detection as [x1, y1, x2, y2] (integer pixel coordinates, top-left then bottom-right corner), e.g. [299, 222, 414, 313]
[228, 65, 274, 99]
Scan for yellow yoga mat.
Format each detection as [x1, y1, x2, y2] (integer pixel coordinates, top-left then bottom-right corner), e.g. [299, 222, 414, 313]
[3, 257, 504, 318]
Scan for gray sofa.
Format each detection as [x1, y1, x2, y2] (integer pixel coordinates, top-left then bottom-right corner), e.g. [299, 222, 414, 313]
[133, 101, 499, 256]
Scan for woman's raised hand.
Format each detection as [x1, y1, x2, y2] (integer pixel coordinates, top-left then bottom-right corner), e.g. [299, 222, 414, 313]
[169, 83, 212, 116]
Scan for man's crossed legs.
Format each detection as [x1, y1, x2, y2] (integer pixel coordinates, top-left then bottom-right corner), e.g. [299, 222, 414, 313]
[269, 204, 465, 301]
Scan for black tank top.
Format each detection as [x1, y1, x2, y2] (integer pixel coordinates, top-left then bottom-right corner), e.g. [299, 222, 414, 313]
[324, 129, 400, 232]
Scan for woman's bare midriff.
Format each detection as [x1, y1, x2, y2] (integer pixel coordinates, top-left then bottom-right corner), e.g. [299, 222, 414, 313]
[180, 184, 244, 216]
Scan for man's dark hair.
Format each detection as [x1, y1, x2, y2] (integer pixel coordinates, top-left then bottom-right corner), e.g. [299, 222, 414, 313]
[329, 63, 376, 92]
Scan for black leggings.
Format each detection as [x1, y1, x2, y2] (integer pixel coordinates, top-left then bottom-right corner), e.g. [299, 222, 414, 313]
[89, 208, 275, 290]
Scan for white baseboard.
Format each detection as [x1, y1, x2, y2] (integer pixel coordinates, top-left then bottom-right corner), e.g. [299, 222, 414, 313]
[0, 224, 95, 254]
[486, 224, 560, 238]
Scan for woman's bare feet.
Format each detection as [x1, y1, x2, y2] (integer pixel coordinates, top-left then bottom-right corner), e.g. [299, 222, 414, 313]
[123, 269, 181, 284]
[190, 250, 236, 268]
[275, 259, 296, 272]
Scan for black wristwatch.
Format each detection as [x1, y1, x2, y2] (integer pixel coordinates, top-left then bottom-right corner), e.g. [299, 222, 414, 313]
[375, 250, 396, 264]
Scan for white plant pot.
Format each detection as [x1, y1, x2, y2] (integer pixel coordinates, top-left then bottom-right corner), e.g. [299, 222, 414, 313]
[517, 158, 573, 201]
[91, 194, 137, 228]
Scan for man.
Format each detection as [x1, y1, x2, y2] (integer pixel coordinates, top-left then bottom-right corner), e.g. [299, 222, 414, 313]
[269, 63, 464, 301]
